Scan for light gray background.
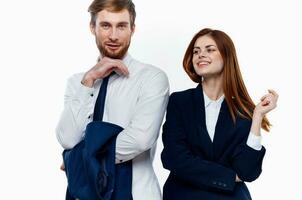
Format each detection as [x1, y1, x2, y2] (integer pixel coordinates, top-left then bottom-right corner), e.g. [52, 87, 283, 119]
[0, 0, 300, 199]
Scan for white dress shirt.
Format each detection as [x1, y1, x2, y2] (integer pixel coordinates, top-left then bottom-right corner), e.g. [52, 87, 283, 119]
[56, 54, 169, 200]
[203, 92, 262, 150]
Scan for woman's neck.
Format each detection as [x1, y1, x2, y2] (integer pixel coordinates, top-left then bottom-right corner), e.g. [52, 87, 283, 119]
[202, 76, 224, 101]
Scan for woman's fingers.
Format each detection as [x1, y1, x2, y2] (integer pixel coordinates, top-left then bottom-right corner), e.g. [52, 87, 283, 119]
[268, 89, 278, 97]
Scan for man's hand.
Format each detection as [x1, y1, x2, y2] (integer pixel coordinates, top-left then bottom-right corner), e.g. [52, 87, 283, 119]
[235, 175, 242, 182]
[81, 57, 129, 88]
[60, 163, 65, 171]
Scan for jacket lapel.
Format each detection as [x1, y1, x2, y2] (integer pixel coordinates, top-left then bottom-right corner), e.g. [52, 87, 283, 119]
[192, 84, 214, 159]
[192, 84, 236, 160]
[212, 98, 236, 159]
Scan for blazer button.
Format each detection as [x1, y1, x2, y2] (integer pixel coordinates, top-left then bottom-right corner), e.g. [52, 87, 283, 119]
[223, 183, 227, 187]
[212, 181, 217, 185]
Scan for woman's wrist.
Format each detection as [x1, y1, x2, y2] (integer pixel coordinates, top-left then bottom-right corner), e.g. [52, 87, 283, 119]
[253, 111, 264, 122]
[250, 111, 264, 136]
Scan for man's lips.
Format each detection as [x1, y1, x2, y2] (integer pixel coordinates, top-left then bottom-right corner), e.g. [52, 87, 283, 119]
[105, 43, 121, 50]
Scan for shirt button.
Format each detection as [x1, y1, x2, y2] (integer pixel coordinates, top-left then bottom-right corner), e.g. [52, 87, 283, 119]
[88, 115, 91, 119]
[90, 93, 94, 97]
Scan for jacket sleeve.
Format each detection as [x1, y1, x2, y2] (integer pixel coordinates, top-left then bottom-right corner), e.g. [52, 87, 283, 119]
[161, 93, 237, 192]
[231, 136, 266, 182]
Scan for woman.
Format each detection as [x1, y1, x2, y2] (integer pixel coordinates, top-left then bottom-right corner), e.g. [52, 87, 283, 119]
[161, 28, 278, 200]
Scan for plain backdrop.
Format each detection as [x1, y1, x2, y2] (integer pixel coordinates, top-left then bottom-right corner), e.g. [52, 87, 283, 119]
[0, 0, 301, 199]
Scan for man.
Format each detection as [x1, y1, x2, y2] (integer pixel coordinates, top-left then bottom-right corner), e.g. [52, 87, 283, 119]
[56, 0, 169, 199]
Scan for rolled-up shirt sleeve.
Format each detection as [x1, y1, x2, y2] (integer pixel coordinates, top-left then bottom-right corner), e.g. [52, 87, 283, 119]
[246, 132, 262, 151]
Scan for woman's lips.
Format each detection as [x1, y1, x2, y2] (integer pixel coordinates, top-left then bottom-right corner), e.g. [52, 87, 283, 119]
[197, 61, 210, 67]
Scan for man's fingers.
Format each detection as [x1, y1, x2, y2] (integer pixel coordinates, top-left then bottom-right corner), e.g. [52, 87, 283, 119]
[98, 57, 129, 77]
[60, 163, 65, 171]
[107, 61, 129, 76]
[103, 68, 115, 77]
[106, 57, 128, 72]
[112, 59, 129, 75]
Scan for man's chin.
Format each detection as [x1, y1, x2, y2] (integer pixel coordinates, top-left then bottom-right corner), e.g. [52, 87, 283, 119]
[106, 52, 123, 59]
[98, 43, 130, 59]
[101, 49, 125, 59]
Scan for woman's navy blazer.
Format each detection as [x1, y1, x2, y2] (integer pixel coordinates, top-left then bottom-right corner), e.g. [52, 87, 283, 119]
[161, 84, 266, 200]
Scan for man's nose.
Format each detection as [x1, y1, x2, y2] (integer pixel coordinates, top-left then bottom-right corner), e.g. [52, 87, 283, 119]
[109, 28, 118, 41]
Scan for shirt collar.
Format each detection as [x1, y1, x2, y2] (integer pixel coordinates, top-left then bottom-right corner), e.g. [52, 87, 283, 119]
[203, 91, 225, 108]
[122, 53, 132, 67]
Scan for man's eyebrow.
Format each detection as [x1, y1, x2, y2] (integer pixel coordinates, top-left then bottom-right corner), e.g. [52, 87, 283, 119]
[99, 21, 110, 25]
[117, 21, 129, 25]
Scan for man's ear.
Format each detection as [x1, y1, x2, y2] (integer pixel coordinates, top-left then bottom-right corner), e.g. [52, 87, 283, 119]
[131, 24, 135, 36]
[90, 23, 96, 35]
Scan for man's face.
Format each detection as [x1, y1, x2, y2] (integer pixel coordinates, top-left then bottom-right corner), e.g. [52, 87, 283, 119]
[90, 9, 135, 59]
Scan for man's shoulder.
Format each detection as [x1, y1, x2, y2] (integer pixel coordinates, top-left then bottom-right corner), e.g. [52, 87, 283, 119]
[67, 72, 85, 82]
[131, 58, 167, 77]
[63, 72, 86, 90]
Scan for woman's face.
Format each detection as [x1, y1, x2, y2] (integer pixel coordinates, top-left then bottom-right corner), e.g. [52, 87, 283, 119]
[192, 35, 224, 79]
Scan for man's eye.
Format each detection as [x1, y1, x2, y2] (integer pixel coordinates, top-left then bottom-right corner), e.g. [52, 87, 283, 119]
[101, 24, 110, 29]
[118, 25, 127, 29]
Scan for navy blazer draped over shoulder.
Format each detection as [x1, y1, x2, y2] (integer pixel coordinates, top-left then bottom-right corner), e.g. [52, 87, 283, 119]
[161, 85, 265, 200]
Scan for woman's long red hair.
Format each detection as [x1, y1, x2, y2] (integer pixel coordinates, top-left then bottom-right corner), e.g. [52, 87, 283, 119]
[183, 28, 270, 131]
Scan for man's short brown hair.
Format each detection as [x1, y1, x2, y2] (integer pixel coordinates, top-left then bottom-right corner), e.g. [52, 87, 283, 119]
[88, 0, 136, 27]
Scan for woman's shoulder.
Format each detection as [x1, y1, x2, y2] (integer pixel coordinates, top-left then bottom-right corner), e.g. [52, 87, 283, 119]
[169, 87, 198, 107]
[170, 88, 196, 99]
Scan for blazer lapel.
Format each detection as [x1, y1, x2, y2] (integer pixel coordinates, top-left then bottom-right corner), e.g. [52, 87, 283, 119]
[192, 84, 214, 159]
[192, 84, 237, 160]
[212, 99, 236, 159]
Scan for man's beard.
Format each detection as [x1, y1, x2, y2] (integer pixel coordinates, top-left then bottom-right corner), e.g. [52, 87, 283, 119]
[96, 39, 131, 59]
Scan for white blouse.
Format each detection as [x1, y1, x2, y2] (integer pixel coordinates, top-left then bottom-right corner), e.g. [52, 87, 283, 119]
[203, 92, 262, 150]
